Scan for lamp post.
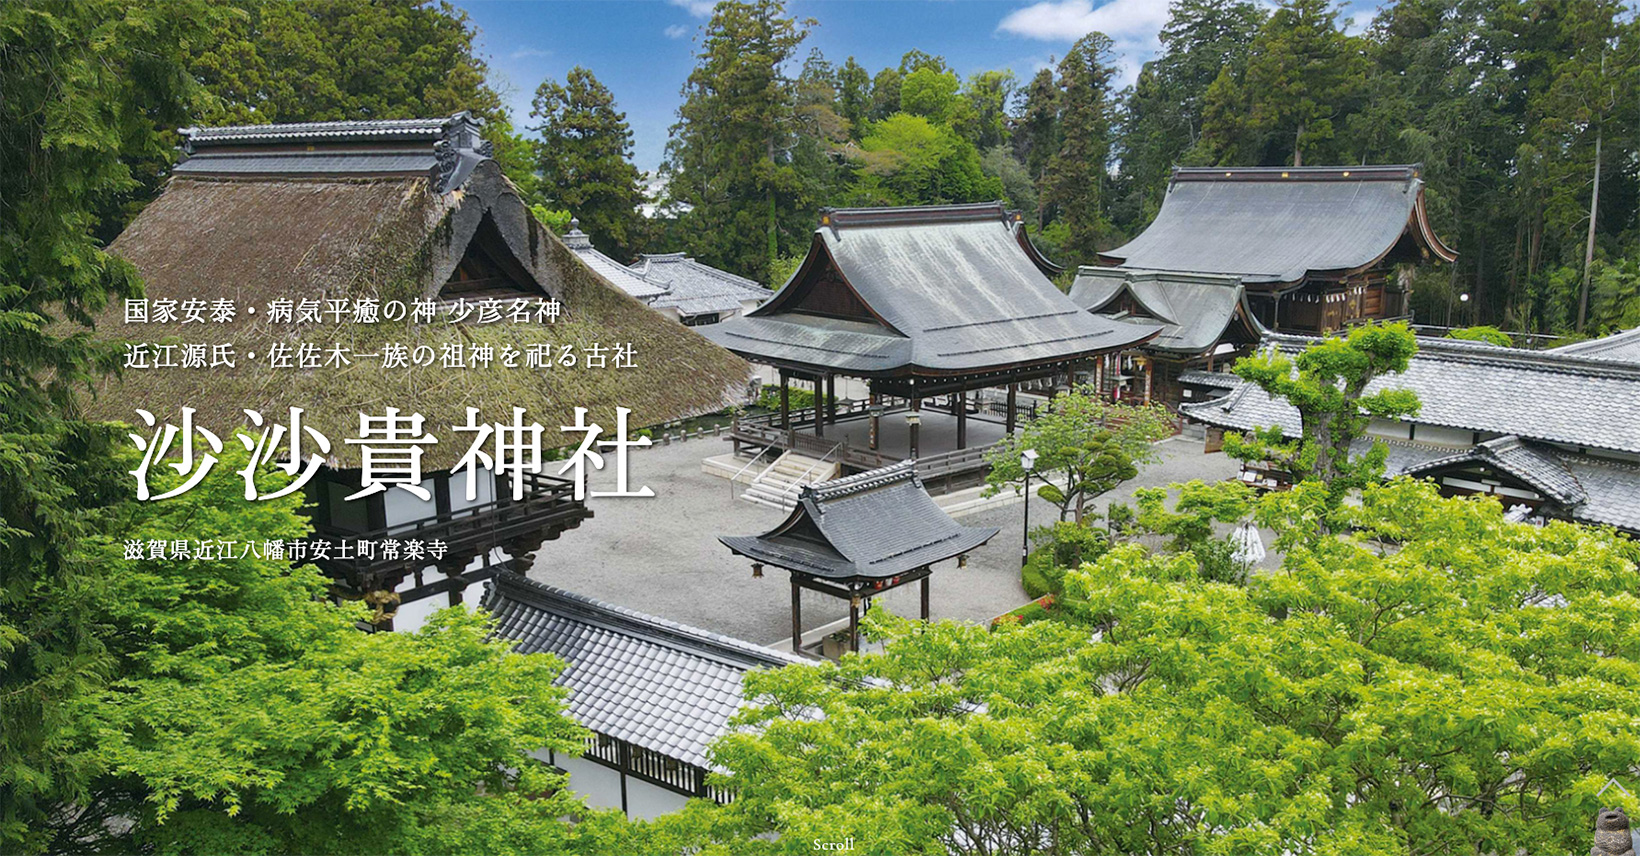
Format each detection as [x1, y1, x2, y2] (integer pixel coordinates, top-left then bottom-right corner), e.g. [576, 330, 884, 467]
[1020, 448, 1038, 568]
[906, 410, 922, 460]
[868, 402, 884, 450]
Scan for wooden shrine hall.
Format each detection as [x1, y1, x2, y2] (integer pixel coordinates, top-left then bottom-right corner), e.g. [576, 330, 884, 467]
[701, 203, 1160, 472]
[1096, 165, 1457, 334]
[719, 462, 998, 656]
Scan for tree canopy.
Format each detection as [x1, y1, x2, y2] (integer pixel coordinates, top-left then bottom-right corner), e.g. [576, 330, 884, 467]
[661, 478, 1640, 856]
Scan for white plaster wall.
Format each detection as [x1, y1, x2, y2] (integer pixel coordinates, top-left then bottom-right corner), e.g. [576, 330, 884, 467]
[1415, 424, 1478, 447]
[533, 751, 691, 820]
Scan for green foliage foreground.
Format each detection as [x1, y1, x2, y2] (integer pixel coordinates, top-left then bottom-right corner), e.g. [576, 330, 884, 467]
[666, 478, 1640, 856]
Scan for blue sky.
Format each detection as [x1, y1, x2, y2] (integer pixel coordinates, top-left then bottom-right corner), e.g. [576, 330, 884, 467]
[456, 0, 1378, 171]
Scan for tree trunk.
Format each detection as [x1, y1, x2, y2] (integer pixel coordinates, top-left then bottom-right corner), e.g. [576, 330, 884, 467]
[1293, 123, 1304, 167]
[1579, 128, 1602, 333]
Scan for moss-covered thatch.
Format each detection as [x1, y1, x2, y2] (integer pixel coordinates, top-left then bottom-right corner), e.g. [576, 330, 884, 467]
[87, 161, 749, 467]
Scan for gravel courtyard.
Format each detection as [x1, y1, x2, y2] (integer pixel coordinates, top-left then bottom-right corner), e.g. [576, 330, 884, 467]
[527, 434, 1244, 648]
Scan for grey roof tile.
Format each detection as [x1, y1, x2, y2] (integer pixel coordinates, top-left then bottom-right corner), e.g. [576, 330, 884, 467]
[629, 253, 772, 318]
[1180, 334, 1640, 454]
[720, 460, 1000, 581]
[700, 203, 1161, 375]
[1099, 165, 1456, 285]
[1069, 267, 1266, 356]
[483, 575, 803, 769]
[1551, 328, 1640, 364]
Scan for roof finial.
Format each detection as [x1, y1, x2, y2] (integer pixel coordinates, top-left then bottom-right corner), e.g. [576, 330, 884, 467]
[569, 217, 581, 233]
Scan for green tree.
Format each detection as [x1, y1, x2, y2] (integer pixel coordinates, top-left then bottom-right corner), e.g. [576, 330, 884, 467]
[531, 66, 645, 259]
[955, 70, 1016, 151]
[1045, 32, 1120, 262]
[1225, 322, 1421, 514]
[190, 0, 504, 126]
[74, 444, 629, 854]
[868, 66, 903, 121]
[836, 56, 873, 137]
[899, 66, 963, 125]
[984, 391, 1176, 523]
[1016, 66, 1060, 226]
[1202, 0, 1368, 166]
[1447, 324, 1514, 346]
[0, 2, 213, 847]
[851, 114, 1002, 207]
[662, 478, 1640, 855]
[1115, 0, 1264, 229]
[666, 0, 811, 282]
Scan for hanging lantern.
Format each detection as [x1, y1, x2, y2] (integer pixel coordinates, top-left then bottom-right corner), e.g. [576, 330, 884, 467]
[751, 562, 764, 579]
[958, 554, 968, 568]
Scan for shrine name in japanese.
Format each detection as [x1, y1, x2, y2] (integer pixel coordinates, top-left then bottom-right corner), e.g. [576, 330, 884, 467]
[128, 406, 654, 504]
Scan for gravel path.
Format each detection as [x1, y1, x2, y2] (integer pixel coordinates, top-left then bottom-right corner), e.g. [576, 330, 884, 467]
[527, 434, 1246, 647]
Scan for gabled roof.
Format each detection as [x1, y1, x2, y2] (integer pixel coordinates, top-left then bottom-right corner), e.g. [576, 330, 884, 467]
[1068, 266, 1266, 356]
[175, 112, 491, 193]
[700, 203, 1160, 377]
[1179, 334, 1640, 454]
[720, 461, 999, 582]
[1399, 436, 1640, 533]
[561, 224, 669, 301]
[1405, 436, 1588, 505]
[628, 253, 771, 318]
[483, 574, 801, 770]
[1551, 328, 1640, 364]
[1098, 165, 1457, 287]
[91, 116, 749, 468]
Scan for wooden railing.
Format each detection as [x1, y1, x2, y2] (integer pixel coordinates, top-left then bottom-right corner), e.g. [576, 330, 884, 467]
[310, 471, 589, 588]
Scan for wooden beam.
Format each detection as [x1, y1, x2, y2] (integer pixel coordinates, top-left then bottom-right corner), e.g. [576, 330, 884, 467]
[1006, 384, 1017, 435]
[790, 575, 802, 654]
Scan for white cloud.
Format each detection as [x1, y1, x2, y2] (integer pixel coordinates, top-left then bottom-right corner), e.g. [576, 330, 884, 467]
[509, 46, 551, 60]
[668, 0, 717, 18]
[997, 0, 1169, 43]
[664, 23, 691, 39]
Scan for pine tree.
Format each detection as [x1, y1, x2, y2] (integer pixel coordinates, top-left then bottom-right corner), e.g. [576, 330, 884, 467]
[1046, 33, 1119, 263]
[1202, 0, 1368, 166]
[836, 57, 873, 138]
[665, 0, 810, 282]
[1116, 0, 1264, 228]
[530, 66, 645, 259]
[1017, 66, 1060, 227]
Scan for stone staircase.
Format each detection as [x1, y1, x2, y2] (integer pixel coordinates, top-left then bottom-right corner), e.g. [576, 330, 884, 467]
[740, 450, 840, 511]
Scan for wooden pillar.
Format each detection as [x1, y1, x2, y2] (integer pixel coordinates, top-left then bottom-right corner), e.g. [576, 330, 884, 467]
[825, 374, 836, 424]
[1005, 384, 1018, 435]
[779, 371, 792, 445]
[920, 575, 930, 621]
[868, 389, 881, 451]
[1143, 358, 1154, 405]
[790, 575, 802, 654]
[955, 385, 968, 450]
[1095, 356, 1105, 393]
[909, 394, 922, 460]
[848, 593, 860, 655]
[814, 376, 825, 439]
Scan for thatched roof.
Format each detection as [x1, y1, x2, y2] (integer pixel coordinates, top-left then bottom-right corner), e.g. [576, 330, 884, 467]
[88, 125, 748, 468]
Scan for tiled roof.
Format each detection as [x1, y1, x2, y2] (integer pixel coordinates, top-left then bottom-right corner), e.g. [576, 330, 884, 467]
[1099, 165, 1455, 285]
[1551, 328, 1640, 364]
[701, 203, 1161, 375]
[174, 112, 490, 193]
[483, 574, 801, 769]
[628, 253, 771, 319]
[1404, 436, 1588, 505]
[1069, 266, 1265, 356]
[562, 226, 669, 301]
[720, 461, 999, 581]
[1180, 334, 1640, 454]
[1399, 436, 1640, 533]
